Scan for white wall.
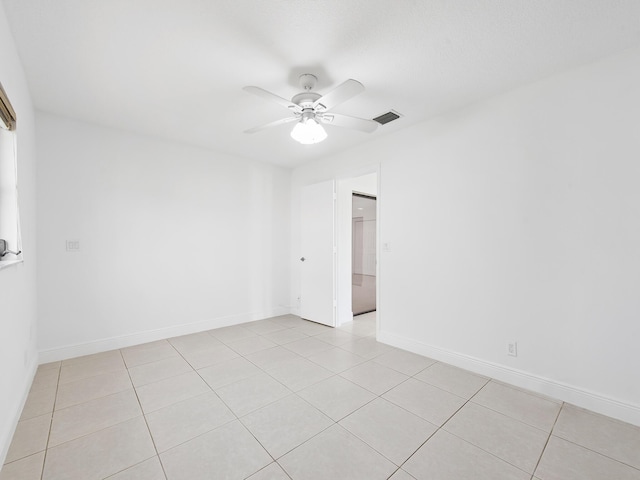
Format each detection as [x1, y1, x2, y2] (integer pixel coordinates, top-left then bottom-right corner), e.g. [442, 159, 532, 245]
[350, 173, 377, 197]
[0, 3, 39, 464]
[37, 113, 291, 361]
[292, 47, 640, 425]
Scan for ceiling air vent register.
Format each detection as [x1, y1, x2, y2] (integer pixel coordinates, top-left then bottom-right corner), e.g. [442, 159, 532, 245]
[373, 110, 401, 125]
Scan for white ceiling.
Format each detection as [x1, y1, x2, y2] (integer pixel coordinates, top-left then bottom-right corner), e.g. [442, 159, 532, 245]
[3, 0, 640, 168]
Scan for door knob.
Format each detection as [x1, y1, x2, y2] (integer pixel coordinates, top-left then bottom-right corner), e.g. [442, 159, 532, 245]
[300, 257, 305, 262]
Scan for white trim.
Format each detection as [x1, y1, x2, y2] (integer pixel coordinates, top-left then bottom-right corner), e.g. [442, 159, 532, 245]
[335, 165, 381, 328]
[39, 307, 289, 363]
[375, 163, 382, 339]
[378, 330, 640, 427]
[0, 358, 37, 466]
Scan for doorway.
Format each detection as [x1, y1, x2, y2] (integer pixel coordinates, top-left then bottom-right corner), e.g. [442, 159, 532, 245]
[300, 170, 379, 329]
[352, 193, 376, 316]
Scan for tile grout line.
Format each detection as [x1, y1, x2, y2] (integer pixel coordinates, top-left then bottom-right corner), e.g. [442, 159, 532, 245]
[225, 330, 341, 398]
[439, 428, 537, 476]
[336, 399, 433, 471]
[241, 462, 294, 480]
[123, 351, 182, 370]
[463, 379, 558, 432]
[175, 322, 340, 477]
[319, 351, 460, 463]
[437, 378, 544, 475]
[191, 319, 373, 476]
[547, 429, 640, 473]
[26, 326, 301, 477]
[164, 335, 283, 473]
[271, 353, 429, 475]
[224, 340, 338, 462]
[24, 389, 143, 453]
[118, 348, 169, 480]
[390, 372, 515, 476]
[236, 324, 304, 480]
[392, 375, 480, 476]
[39, 362, 61, 480]
[255, 325, 376, 476]
[530, 400, 564, 477]
[362, 364, 469, 419]
[240, 408, 335, 475]
[396, 375, 564, 478]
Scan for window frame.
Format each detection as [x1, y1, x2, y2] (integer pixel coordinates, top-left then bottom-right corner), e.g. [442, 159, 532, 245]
[0, 80, 22, 270]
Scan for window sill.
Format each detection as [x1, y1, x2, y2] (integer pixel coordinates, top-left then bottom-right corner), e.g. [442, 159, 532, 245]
[0, 259, 23, 271]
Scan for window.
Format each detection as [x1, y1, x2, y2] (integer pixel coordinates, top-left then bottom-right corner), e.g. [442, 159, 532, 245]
[0, 80, 22, 268]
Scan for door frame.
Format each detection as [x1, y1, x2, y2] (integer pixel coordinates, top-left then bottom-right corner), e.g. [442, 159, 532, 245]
[351, 192, 377, 316]
[334, 166, 381, 332]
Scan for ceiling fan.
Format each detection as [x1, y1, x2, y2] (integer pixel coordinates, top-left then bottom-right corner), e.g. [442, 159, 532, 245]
[243, 74, 378, 144]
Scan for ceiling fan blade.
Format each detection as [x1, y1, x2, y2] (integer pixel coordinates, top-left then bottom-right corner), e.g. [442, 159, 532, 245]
[313, 79, 365, 111]
[319, 113, 378, 133]
[243, 86, 302, 113]
[244, 116, 299, 134]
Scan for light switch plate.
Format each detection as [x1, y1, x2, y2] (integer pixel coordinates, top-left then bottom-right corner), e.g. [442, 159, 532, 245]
[66, 240, 80, 252]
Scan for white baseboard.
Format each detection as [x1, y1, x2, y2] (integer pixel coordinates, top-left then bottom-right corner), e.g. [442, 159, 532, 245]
[378, 330, 640, 428]
[38, 307, 290, 364]
[0, 358, 38, 466]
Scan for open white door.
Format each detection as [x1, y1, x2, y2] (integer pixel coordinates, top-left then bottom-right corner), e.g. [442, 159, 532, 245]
[300, 180, 336, 327]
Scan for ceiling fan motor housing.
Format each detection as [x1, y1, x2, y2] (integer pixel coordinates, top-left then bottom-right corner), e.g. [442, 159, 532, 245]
[292, 74, 323, 109]
[292, 91, 321, 108]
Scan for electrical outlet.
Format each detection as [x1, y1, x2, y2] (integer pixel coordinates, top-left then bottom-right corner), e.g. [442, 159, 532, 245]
[507, 342, 518, 357]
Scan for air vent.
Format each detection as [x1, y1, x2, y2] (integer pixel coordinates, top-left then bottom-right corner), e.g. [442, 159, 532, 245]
[373, 110, 401, 125]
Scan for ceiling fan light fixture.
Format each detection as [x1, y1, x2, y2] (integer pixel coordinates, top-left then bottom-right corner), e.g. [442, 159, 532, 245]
[290, 117, 327, 145]
[244, 75, 375, 140]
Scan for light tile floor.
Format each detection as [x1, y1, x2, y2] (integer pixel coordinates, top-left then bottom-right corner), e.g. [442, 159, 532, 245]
[2, 312, 640, 479]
